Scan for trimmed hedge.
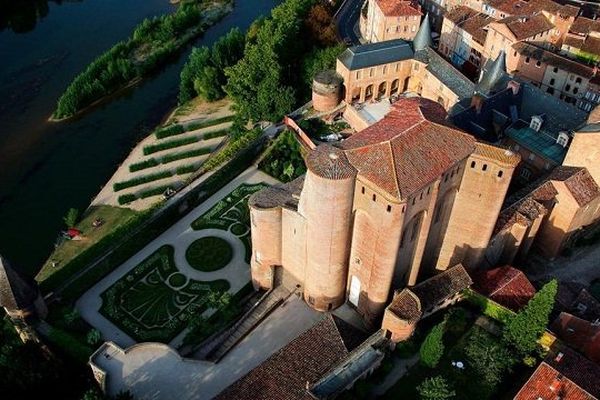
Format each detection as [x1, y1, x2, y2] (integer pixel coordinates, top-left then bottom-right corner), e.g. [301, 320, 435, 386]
[186, 115, 235, 131]
[139, 185, 173, 199]
[463, 288, 515, 324]
[118, 193, 137, 205]
[155, 124, 185, 139]
[129, 158, 159, 172]
[113, 170, 173, 191]
[143, 136, 198, 155]
[161, 147, 211, 164]
[176, 164, 198, 175]
[203, 128, 229, 140]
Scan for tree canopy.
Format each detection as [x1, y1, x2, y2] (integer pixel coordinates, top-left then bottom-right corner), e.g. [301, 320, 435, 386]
[502, 279, 557, 356]
[465, 328, 516, 388]
[420, 321, 445, 368]
[417, 376, 456, 400]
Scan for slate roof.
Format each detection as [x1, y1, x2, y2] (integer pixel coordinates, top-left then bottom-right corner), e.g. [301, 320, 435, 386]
[549, 166, 600, 207]
[249, 176, 304, 210]
[571, 289, 600, 322]
[475, 51, 507, 97]
[473, 265, 536, 311]
[388, 264, 473, 321]
[452, 80, 587, 143]
[338, 39, 414, 71]
[421, 48, 476, 100]
[550, 312, 600, 364]
[215, 315, 368, 400]
[513, 42, 596, 78]
[375, 0, 421, 17]
[515, 362, 597, 400]
[505, 119, 568, 164]
[413, 13, 432, 52]
[0, 254, 38, 312]
[340, 97, 476, 200]
[496, 14, 554, 40]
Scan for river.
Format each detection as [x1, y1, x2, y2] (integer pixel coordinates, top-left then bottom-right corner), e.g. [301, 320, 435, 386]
[0, 0, 279, 276]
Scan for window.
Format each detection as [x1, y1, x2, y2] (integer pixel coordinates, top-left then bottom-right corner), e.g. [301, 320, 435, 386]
[528, 153, 536, 161]
[553, 67, 558, 73]
[535, 60, 541, 67]
[372, 194, 377, 201]
[412, 25, 416, 32]
[361, 186, 365, 194]
[525, 57, 530, 64]
[547, 87, 555, 95]
[576, 77, 582, 84]
[497, 170, 503, 178]
[573, 87, 579, 94]
[514, 144, 520, 151]
[471, 161, 476, 168]
[482, 164, 488, 171]
[550, 78, 555, 86]
[404, 26, 408, 32]
[565, 84, 571, 92]
[520, 168, 532, 180]
[387, 205, 392, 212]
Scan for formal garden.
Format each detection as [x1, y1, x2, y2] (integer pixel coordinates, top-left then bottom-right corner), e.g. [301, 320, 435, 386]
[99, 245, 230, 342]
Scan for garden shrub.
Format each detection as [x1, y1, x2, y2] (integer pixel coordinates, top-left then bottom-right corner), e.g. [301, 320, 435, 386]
[143, 136, 198, 155]
[420, 321, 445, 368]
[129, 158, 159, 172]
[113, 170, 173, 191]
[161, 147, 212, 164]
[176, 164, 198, 175]
[155, 124, 185, 139]
[186, 115, 236, 131]
[203, 128, 229, 140]
[462, 289, 515, 324]
[118, 193, 137, 205]
[139, 185, 173, 199]
[258, 129, 306, 182]
[417, 376, 456, 400]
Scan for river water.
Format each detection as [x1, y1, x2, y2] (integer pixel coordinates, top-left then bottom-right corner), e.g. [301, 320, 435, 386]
[0, 0, 279, 276]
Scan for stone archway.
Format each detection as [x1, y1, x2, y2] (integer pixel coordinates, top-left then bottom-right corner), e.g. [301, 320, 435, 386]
[351, 86, 361, 103]
[391, 79, 400, 95]
[377, 81, 387, 99]
[365, 84, 374, 101]
[402, 76, 410, 92]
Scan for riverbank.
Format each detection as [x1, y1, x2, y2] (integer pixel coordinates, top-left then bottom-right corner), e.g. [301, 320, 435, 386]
[50, 0, 234, 121]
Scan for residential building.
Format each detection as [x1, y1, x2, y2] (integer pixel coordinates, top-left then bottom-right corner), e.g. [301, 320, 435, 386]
[551, 312, 600, 364]
[562, 16, 600, 64]
[472, 265, 536, 311]
[440, 6, 492, 69]
[360, 0, 422, 43]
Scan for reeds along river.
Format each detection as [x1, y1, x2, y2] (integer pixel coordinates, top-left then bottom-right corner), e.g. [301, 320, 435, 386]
[0, 0, 280, 276]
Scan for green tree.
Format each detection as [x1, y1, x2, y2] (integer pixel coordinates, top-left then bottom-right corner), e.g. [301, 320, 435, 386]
[420, 322, 445, 368]
[503, 279, 557, 356]
[64, 208, 80, 228]
[86, 329, 102, 346]
[465, 328, 516, 387]
[417, 376, 456, 400]
[300, 44, 345, 100]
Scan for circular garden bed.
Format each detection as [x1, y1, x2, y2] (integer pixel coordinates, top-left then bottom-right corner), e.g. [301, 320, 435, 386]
[185, 236, 233, 272]
[168, 272, 187, 288]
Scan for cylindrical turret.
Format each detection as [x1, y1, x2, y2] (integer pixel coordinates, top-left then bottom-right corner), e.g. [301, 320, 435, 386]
[312, 70, 343, 113]
[299, 145, 356, 311]
[248, 189, 283, 290]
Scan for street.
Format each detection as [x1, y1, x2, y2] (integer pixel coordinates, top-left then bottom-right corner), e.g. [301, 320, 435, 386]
[336, 0, 364, 45]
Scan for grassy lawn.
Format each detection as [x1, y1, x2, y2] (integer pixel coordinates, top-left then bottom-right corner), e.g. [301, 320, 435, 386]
[99, 245, 229, 343]
[191, 183, 268, 262]
[186, 236, 233, 271]
[37, 206, 139, 283]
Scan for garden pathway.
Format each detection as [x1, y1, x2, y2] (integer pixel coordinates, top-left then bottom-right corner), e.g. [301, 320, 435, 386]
[90, 296, 324, 400]
[77, 167, 279, 348]
[368, 354, 419, 399]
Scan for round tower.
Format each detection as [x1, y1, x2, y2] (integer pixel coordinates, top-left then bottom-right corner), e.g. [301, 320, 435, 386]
[299, 145, 356, 311]
[248, 188, 283, 290]
[312, 70, 343, 113]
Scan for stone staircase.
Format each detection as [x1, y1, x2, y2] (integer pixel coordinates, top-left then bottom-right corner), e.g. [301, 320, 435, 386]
[208, 285, 296, 362]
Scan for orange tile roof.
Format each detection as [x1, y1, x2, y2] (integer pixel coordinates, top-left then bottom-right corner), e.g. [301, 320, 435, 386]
[549, 166, 600, 207]
[444, 6, 492, 45]
[515, 362, 597, 400]
[496, 14, 555, 40]
[570, 17, 600, 36]
[473, 142, 520, 166]
[473, 265, 536, 311]
[340, 97, 476, 200]
[375, 0, 422, 17]
[551, 312, 600, 364]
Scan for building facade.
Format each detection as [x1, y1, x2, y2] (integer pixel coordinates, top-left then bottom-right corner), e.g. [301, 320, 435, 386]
[360, 0, 422, 43]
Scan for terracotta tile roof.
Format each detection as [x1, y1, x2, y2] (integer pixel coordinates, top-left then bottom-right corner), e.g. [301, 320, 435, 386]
[388, 264, 472, 321]
[497, 14, 555, 40]
[570, 17, 600, 36]
[249, 176, 304, 210]
[375, 0, 421, 17]
[340, 98, 476, 200]
[549, 166, 600, 207]
[521, 0, 580, 17]
[513, 41, 596, 78]
[473, 265, 536, 311]
[515, 362, 597, 400]
[215, 315, 367, 400]
[444, 6, 492, 45]
[306, 144, 356, 180]
[494, 182, 553, 235]
[545, 345, 600, 398]
[564, 35, 600, 57]
[473, 142, 520, 166]
[551, 312, 600, 364]
[484, 0, 528, 15]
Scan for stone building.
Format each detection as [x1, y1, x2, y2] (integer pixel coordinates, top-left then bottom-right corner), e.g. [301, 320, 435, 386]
[336, 17, 475, 112]
[360, 0, 422, 43]
[249, 97, 519, 325]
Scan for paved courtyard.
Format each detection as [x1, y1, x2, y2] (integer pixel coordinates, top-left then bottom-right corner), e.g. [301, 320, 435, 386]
[77, 167, 279, 348]
[91, 295, 325, 400]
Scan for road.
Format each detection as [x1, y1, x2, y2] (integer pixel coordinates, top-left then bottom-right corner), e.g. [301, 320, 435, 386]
[336, 0, 364, 45]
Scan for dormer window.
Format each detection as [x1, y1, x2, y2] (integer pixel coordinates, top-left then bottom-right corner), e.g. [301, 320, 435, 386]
[530, 115, 543, 132]
[557, 132, 570, 147]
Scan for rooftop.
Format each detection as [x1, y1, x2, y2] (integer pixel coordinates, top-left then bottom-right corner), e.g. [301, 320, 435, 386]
[375, 0, 421, 17]
[338, 39, 414, 71]
[513, 42, 596, 79]
[420, 48, 476, 100]
[0, 254, 38, 312]
[548, 166, 600, 207]
[248, 176, 304, 210]
[563, 35, 600, 57]
[473, 265, 536, 311]
[494, 14, 554, 41]
[550, 312, 600, 364]
[569, 16, 600, 36]
[505, 119, 567, 164]
[515, 362, 596, 400]
[544, 345, 600, 398]
[340, 97, 476, 200]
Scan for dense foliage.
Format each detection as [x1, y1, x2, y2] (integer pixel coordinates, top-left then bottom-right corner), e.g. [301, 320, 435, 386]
[419, 321, 445, 368]
[503, 279, 557, 356]
[465, 328, 516, 389]
[417, 376, 456, 400]
[179, 28, 245, 104]
[258, 129, 306, 182]
[53, 0, 225, 119]
[300, 44, 345, 101]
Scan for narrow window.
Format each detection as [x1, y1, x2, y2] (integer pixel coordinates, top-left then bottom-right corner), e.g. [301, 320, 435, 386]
[482, 164, 488, 171]
[497, 170, 503, 178]
[471, 161, 476, 168]
[361, 186, 365, 194]
[387, 205, 392, 212]
[372, 194, 377, 202]
[412, 197, 416, 205]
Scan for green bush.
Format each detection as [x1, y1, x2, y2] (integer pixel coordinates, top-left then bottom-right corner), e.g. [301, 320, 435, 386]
[417, 376, 456, 400]
[129, 158, 159, 172]
[143, 136, 198, 155]
[161, 147, 212, 163]
[186, 114, 236, 131]
[203, 128, 229, 140]
[420, 322, 445, 368]
[176, 164, 198, 175]
[462, 289, 515, 324]
[155, 124, 185, 139]
[139, 185, 173, 199]
[118, 193, 137, 205]
[113, 170, 173, 191]
[258, 129, 306, 182]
